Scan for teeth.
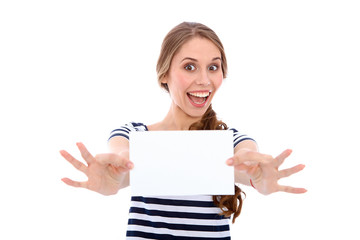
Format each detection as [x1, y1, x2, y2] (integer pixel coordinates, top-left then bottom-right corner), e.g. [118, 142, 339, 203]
[188, 92, 210, 97]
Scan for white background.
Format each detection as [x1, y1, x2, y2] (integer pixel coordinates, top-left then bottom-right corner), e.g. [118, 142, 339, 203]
[1, 0, 359, 239]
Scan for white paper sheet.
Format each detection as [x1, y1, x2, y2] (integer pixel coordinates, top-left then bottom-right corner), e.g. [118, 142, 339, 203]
[129, 130, 234, 196]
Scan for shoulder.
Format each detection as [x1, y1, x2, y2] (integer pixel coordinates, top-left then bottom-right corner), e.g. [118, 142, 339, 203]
[227, 127, 256, 148]
[128, 122, 148, 131]
[109, 122, 148, 141]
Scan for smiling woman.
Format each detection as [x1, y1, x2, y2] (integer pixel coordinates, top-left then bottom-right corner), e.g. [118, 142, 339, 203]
[61, 22, 306, 239]
[159, 36, 223, 119]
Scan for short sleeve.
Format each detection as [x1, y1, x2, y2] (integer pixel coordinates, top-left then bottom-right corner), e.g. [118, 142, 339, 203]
[229, 128, 256, 149]
[108, 122, 148, 141]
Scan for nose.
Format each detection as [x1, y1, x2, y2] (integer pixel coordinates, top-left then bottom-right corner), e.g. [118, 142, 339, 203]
[195, 69, 210, 86]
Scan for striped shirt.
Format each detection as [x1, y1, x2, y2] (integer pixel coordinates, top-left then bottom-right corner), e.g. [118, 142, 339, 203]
[109, 122, 255, 239]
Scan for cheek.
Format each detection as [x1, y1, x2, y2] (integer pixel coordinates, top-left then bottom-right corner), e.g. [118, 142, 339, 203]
[169, 72, 192, 91]
[214, 75, 223, 90]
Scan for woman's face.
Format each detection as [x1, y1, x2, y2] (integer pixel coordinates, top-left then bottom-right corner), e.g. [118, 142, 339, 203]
[162, 37, 223, 118]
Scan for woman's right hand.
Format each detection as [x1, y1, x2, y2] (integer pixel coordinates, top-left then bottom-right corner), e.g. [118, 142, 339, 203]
[60, 142, 133, 195]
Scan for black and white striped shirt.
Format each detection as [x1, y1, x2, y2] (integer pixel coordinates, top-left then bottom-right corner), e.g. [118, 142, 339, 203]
[109, 122, 255, 239]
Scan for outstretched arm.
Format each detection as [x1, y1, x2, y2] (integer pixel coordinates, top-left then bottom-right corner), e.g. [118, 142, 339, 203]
[228, 140, 306, 195]
[60, 137, 133, 195]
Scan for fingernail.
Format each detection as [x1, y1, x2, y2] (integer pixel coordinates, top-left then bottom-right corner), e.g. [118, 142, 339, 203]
[226, 158, 234, 165]
[244, 161, 252, 166]
[127, 162, 134, 169]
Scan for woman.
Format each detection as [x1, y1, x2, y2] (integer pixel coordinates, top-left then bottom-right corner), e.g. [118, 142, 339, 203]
[61, 22, 306, 239]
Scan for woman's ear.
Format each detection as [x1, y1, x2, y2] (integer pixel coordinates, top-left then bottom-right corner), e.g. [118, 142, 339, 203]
[160, 75, 168, 85]
[160, 75, 169, 92]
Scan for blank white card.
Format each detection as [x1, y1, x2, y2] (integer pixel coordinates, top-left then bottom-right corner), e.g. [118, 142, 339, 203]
[129, 130, 234, 196]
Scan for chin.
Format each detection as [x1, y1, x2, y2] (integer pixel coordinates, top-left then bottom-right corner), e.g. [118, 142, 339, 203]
[186, 106, 209, 119]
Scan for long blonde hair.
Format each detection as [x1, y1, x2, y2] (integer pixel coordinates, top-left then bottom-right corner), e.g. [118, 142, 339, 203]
[156, 22, 244, 223]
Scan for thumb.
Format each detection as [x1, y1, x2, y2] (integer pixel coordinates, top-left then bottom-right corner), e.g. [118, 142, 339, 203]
[95, 153, 133, 169]
[247, 165, 260, 179]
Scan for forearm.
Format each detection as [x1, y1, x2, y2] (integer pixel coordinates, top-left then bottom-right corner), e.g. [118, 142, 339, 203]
[108, 136, 130, 154]
[235, 171, 251, 186]
[107, 137, 131, 190]
[116, 172, 130, 190]
[233, 140, 258, 186]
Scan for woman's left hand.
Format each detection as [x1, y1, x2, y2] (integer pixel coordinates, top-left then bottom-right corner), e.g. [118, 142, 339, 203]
[227, 149, 307, 195]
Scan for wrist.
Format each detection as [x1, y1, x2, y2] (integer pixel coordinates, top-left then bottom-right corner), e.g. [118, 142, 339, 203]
[250, 179, 256, 189]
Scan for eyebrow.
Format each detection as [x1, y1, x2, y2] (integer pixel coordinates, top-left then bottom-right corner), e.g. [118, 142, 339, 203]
[181, 57, 222, 63]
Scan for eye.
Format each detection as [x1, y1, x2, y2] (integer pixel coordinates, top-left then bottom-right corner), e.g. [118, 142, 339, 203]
[208, 65, 219, 71]
[184, 64, 196, 71]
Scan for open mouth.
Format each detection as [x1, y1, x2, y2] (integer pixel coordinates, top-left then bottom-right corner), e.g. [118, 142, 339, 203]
[187, 91, 211, 107]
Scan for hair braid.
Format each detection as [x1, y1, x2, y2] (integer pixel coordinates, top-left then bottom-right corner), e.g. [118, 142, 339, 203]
[189, 105, 245, 223]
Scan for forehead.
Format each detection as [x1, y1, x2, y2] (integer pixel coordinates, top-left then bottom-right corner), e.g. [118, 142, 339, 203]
[174, 37, 221, 61]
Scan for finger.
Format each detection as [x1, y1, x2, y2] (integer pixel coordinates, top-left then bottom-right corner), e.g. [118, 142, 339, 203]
[233, 163, 250, 171]
[227, 151, 269, 167]
[275, 149, 292, 166]
[278, 185, 307, 194]
[60, 150, 87, 174]
[76, 142, 95, 165]
[279, 164, 305, 179]
[96, 153, 133, 169]
[61, 177, 87, 188]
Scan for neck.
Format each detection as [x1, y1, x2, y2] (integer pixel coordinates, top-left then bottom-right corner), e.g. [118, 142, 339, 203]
[157, 102, 202, 131]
